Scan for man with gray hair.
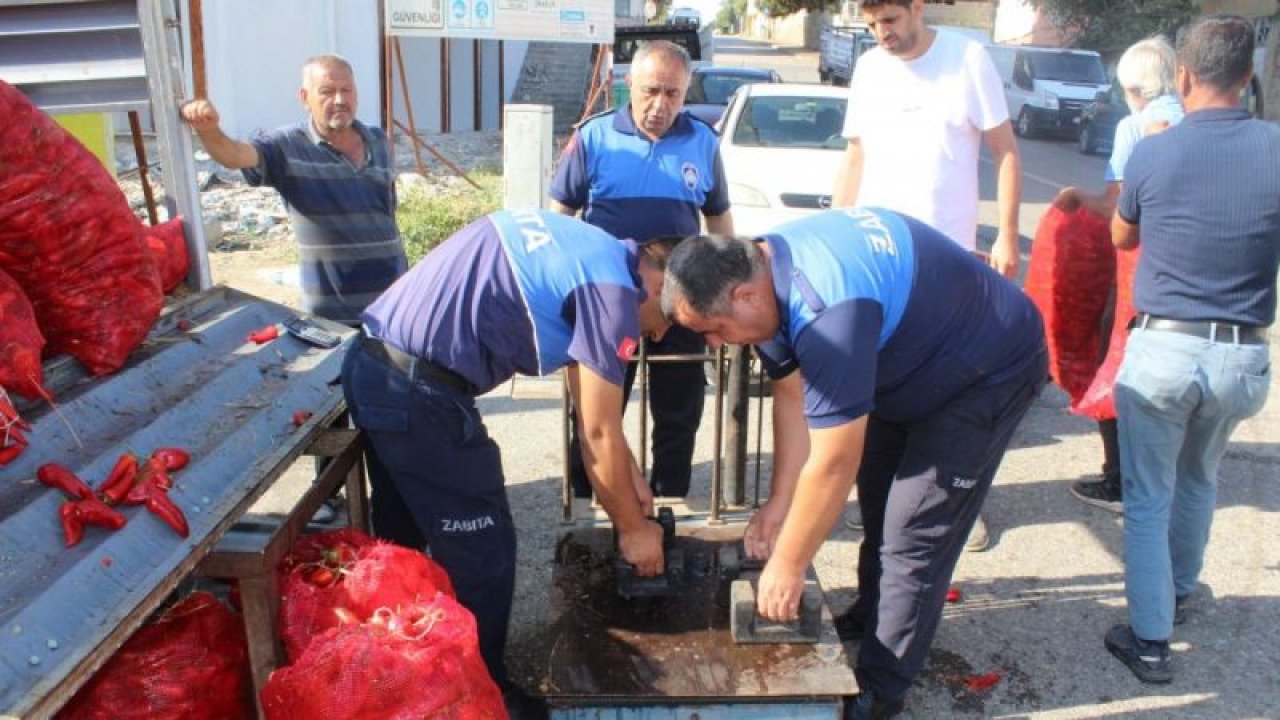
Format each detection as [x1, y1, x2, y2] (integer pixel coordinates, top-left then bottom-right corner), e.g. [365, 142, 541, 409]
[661, 209, 1047, 718]
[180, 54, 407, 326]
[1052, 36, 1183, 514]
[1103, 14, 1279, 684]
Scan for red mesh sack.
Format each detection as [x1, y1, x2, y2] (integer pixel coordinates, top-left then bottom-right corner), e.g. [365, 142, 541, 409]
[56, 592, 251, 720]
[0, 267, 47, 400]
[0, 79, 163, 376]
[1072, 246, 1141, 420]
[142, 218, 190, 293]
[261, 596, 506, 720]
[279, 529, 455, 661]
[1024, 206, 1116, 404]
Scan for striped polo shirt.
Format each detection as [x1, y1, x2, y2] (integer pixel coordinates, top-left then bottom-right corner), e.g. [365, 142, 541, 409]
[244, 119, 407, 325]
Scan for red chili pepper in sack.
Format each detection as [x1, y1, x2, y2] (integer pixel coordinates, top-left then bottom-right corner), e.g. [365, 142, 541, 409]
[37, 463, 94, 500]
[98, 453, 139, 505]
[150, 447, 190, 472]
[59, 502, 85, 547]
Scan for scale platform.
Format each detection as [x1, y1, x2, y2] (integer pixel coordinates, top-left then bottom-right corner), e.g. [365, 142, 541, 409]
[523, 520, 858, 718]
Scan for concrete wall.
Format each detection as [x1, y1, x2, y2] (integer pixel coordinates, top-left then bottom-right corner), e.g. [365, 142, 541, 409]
[201, 0, 382, 139]
[195, 0, 528, 138]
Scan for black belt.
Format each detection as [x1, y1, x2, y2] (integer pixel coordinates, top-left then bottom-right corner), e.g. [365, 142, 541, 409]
[1131, 314, 1269, 345]
[360, 335, 477, 394]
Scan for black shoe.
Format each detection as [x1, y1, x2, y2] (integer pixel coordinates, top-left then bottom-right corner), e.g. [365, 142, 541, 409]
[844, 691, 905, 720]
[834, 606, 867, 642]
[1174, 594, 1190, 626]
[1105, 624, 1172, 684]
[1070, 477, 1123, 513]
[502, 683, 548, 720]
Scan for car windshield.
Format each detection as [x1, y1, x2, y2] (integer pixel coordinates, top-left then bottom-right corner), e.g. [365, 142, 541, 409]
[732, 96, 848, 150]
[688, 73, 761, 105]
[1029, 52, 1107, 84]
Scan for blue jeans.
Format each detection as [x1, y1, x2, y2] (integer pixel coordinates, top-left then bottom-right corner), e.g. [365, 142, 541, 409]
[1115, 327, 1271, 641]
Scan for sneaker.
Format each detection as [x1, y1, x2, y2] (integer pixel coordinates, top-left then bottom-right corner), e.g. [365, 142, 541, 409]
[845, 498, 863, 531]
[1105, 623, 1172, 684]
[1174, 594, 1190, 626]
[502, 683, 549, 720]
[1070, 477, 1123, 513]
[844, 691, 905, 720]
[834, 605, 867, 642]
[964, 513, 990, 553]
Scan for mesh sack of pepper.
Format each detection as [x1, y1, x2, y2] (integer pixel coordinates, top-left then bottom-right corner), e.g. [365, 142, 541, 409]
[0, 266, 47, 400]
[0, 79, 163, 376]
[1024, 205, 1116, 404]
[278, 529, 456, 662]
[142, 217, 190, 294]
[261, 595, 506, 720]
[55, 591, 252, 720]
[1072, 246, 1141, 420]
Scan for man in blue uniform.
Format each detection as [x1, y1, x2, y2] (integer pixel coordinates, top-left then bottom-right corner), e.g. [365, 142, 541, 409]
[551, 39, 733, 499]
[342, 209, 676, 717]
[661, 208, 1047, 719]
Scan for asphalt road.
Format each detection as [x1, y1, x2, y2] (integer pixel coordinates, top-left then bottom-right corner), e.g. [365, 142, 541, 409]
[260, 36, 1280, 718]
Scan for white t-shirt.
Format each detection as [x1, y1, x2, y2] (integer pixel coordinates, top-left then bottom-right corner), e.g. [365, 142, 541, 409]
[842, 30, 1008, 250]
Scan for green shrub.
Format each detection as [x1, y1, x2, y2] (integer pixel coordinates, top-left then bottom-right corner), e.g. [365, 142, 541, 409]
[396, 169, 502, 263]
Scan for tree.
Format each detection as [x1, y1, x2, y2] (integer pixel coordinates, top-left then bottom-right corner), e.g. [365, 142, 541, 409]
[757, 0, 829, 16]
[1028, 0, 1197, 55]
[716, 0, 749, 33]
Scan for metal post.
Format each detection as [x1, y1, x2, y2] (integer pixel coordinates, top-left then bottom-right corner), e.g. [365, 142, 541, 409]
[638, 338, 649, 478]
[139, 0, 211, 289]
[709, 345, 725, 524]
[562, 373, 574, 524]
[723, 344, 750, 507]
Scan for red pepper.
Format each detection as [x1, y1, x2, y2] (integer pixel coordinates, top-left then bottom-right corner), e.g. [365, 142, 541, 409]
[98, 454, 139, 505]
[123, 470, 188, 538]
[60, 502, 84, 547]
[74, 496, 127, 531]
[0, 441, 25, 465]
[150, 447, 190, 472]
[37, 463, 94, 500]
[247, 324, 279, 344]
[291, 410, 313, 427]
[144, 492, 189, 538]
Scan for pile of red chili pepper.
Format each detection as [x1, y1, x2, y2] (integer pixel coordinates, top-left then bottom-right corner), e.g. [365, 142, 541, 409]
[37, 447, 191, 546]
[0, 387, 30, 466]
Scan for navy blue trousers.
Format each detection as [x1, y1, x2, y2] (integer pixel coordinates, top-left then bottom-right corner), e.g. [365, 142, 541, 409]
[849, 353, 1048, 700]
[341, 343, 516, 686]
[569, 324, 707, 498]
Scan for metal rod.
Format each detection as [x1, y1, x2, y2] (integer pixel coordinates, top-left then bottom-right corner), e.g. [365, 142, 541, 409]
[393, 120, 482, 189]
[562, 373, 573, 524]
[498, 41, 505, 130]
[710, 344, 725, 524]
[393, 38, 431, 180]
[473, 39, 482, 130]
[753, 349, 766, 509]
[638, 337, 648, 479]
[724, 344, 749, 507]
[441, 38, 451, 133]
[128, 111, 159, 226]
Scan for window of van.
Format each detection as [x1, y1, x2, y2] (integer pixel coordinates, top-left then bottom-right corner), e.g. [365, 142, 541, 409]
[1028, 52, 1106, 84]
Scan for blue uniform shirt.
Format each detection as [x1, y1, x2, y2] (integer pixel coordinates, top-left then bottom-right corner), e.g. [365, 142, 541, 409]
[550, 108, 730, 241]
[756, 208, 1046, 427]
[361, 210, 645, 394]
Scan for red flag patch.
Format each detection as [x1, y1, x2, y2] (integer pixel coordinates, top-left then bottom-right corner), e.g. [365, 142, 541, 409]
[617, 336, 638, 361]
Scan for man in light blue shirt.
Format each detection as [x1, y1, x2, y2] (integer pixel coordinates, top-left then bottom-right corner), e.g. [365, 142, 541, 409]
[1050, 36, 1183, 514]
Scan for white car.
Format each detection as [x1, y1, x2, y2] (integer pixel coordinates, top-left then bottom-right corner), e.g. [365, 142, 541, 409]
[717, 83, 849, 236]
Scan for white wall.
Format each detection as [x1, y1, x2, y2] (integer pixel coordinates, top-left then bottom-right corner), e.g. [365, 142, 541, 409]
[200, 0, 382, 139]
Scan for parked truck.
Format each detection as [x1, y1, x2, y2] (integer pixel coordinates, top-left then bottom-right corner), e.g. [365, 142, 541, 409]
[818, 24, 876, 86]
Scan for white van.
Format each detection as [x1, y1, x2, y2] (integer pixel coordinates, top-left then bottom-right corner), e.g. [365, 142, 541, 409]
[985, 44, 1110, 139]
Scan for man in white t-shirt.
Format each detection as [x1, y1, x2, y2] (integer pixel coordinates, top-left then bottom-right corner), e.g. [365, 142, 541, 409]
[831, 0, 1021, 599]
[833, 0, 1021, 281]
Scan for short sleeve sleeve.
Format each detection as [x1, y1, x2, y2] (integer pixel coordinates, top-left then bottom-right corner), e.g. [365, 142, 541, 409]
[550, 130, 591, 210]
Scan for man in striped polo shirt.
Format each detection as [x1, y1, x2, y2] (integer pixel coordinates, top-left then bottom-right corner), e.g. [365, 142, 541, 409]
[180, 54, 407, 325]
